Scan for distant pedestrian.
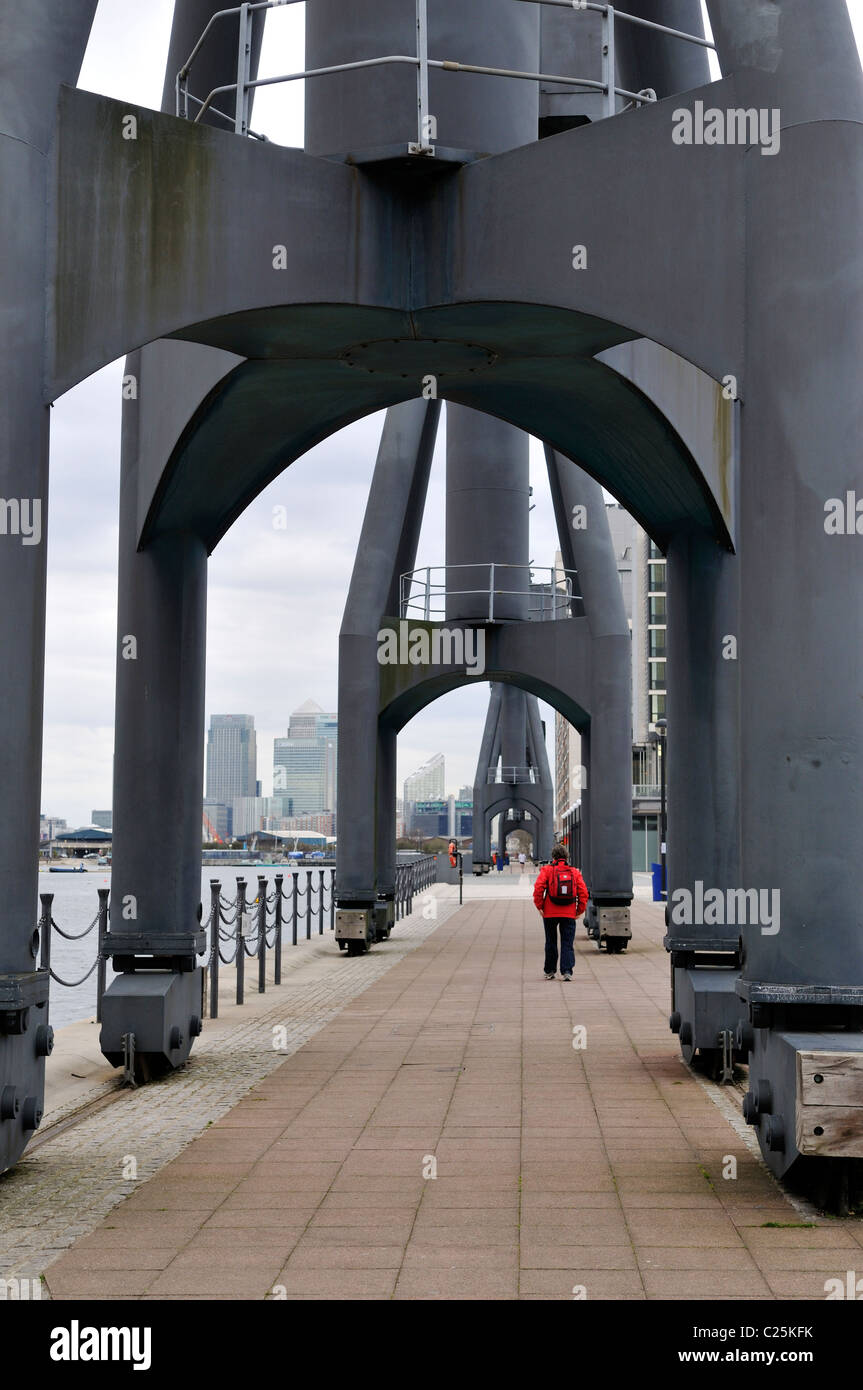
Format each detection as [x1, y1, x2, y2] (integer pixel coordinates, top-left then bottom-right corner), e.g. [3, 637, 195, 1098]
[533, 846, 589, 982]
[518, 851, 526, 873]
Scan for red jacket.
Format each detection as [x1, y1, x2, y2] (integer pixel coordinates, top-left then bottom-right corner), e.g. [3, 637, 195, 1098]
[533, 862, 589, 919]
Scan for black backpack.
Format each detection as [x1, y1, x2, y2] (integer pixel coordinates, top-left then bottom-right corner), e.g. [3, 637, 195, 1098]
[546, 864, 575, 906]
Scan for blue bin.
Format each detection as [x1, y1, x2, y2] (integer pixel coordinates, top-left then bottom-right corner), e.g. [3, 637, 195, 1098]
[651, 861, 666, 902]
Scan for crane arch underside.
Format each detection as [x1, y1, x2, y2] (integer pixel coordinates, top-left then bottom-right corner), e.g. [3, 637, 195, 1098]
[138, 318, 731, 554]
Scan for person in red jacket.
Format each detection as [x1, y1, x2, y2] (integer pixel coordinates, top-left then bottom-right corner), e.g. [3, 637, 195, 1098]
[533, 846, 589, 981]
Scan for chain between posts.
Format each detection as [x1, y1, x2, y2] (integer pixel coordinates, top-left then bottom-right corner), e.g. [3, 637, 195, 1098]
[37, 858, 437, 1026]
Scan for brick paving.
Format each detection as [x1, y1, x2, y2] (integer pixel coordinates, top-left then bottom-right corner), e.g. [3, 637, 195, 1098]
[0, 889, 455, 1284]
[21, 883, 863, 1299]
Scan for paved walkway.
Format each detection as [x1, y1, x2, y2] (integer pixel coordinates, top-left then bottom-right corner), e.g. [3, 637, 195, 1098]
[41, 885, 863, 1300]
[0, 889, 456, 1282]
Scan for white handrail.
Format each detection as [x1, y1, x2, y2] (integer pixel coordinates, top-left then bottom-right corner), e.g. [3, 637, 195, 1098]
[399, 564, 578, 623]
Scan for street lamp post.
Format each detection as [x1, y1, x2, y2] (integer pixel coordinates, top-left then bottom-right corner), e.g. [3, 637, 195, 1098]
[656, 717, 667, 898]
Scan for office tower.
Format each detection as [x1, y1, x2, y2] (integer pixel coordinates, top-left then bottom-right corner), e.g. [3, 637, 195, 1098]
[403, 755, 446, 834]
[273, 700, 338, 818]
[231, 796, 276, 838]
[91, 810, 112, 830]
[404, 754, 445, 806]
[205, 715, 257, 804]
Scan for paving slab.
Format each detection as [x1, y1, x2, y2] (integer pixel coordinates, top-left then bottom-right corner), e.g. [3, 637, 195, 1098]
[4, 881, 852, 1301]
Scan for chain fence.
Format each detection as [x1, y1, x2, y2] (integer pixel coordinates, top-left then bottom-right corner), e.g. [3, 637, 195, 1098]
[37, 856, 439, 1023]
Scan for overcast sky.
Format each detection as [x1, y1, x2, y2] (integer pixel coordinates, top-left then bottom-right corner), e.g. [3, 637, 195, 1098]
[44, 2, 863, 826]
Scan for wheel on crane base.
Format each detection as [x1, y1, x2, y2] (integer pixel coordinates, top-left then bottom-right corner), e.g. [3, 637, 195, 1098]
[604, 937, 628, 954]
[346, 939, 369, 957]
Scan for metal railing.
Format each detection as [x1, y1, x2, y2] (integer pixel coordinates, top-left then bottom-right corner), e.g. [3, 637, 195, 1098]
[176, 0, 716, 151]
[395, 854, 438, 917]
[400, 564, 578, 623]
[488, 766, 538, 784]
[633, 783, 661, 799]
[37, 855, 437, 1025]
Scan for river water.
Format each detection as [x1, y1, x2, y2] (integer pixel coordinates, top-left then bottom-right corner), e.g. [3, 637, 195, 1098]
[39, 866, 334, 1029]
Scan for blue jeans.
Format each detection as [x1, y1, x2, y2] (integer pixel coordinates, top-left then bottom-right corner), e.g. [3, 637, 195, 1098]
[544, 918, 576, 975]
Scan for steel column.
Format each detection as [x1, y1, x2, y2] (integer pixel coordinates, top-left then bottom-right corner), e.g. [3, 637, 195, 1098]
[336, 400, 439, 911]
[0, 0, 99, 1173]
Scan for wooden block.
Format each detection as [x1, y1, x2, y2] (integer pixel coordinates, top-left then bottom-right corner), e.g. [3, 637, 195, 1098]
[795, 1104, 863, 1158]
[795, 1052, 863, 1156]
[797, 1050, 863, 1107]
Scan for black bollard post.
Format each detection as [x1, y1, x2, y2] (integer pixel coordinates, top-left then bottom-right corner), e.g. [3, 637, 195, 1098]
[274, 874, 283, 983]
[236, 878, 246, 1006]
[257, 875, 267, 993]
[209, 880, 221, 1020]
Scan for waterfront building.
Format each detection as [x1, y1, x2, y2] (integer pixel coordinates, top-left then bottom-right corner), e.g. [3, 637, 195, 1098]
[91, 810, 112, 830]
[409, 797, 472, 840]
[264, 811, 335, 837]
[202, 800, 230, 844]
[272, 700, 338, 820]
[231, 796, 277, 838]
[205, 715, 257, 806]
[403, 754, 445, 831]
[39, 815, 67, 843]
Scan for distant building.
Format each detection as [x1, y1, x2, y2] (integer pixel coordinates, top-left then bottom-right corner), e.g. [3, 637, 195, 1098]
[404, 754, 445, 830]
[231, 796, 276, 838]
[410, 800, 450, 838]
[453, 801, 473, 838]
[409, 798, 472, 839]
[264, 812, 335, 837]
[273, 700, 338, 821]
[206, 715, 257, 805]
[91, 810, 112, 830]
[203, 800, 230, 843]
[39, 815, 67, 843]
